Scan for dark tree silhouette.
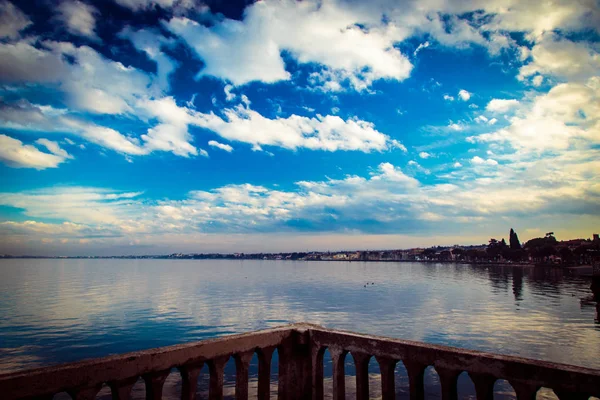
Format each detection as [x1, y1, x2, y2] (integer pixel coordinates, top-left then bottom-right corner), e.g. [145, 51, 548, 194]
[452, 248, 464, 261]
[525, 235, 558, 262]
[559, 247, 573, 264]
[422, 248, 437, 260]
[440, 250, 452, 261]
[509, 228, 521, 249]
[487, 238, 508, 260]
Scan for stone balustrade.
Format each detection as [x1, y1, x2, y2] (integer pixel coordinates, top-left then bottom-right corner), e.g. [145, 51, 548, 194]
[1, 323, 599, 400]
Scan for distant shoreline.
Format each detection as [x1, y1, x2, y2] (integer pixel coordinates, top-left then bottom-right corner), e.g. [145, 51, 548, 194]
[0, 256, 530, 263]
[2, 256, 596, 276]
[0, 256, 578, 268]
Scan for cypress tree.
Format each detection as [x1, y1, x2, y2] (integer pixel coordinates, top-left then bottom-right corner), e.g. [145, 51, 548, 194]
[510, 228, 521, 249]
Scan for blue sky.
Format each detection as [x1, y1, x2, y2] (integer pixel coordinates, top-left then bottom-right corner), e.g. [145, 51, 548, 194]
[0, 0, 599, 255]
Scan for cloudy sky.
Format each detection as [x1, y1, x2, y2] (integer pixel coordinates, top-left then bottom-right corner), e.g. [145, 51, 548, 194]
[0, 0, 598, 255]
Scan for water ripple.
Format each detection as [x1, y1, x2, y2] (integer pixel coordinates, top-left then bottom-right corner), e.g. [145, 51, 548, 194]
[0, 259, 598, 374]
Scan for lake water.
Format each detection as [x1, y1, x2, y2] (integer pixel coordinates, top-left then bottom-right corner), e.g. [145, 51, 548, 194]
[0, 259, 598, 399]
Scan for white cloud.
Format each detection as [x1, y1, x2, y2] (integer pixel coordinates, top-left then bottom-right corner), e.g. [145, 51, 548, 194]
[414, 41, 430, 56]
[0, 220, 103, 238]
[443, 94, 455, 101]
[0, 187, 144, 227]
[186, 93, 197, 108]
[471, 156, 498, 166]
[486, 99, 520, 113]
[488, 118, 497, 125]
[448, 123, 463, 131]
[131, 95, 404, 156]
[223, 84, 236, 102]
[35, 139, 73, 159]
[2, 94, 402, 157]
[56, 1, 99, 39]
[1, 38, 169, 115]
[119, 27, 177, 92]
[482, 0, 600, 40]
[0, 40, 67, 83]
[135, 97, 199, 157]
[406, 160, 430, 175]
[374, 162, 421, 184]
[518, 46, 530, 61]
[60, 118, 148, 155]
[474, 115, 488, 123]
[0, 134, 71, 169]
[0, 0, 31, 39]
[469, 78, 600, 153]
[49, 42, 154, 114]
[519, 35, 600, 83]
[350, 0, 597, 57]
[195, 105, 405, 153]
[419, 151, 432, 159]
[0, 101, 62, 131]
[115, 0, 176, 11]
[458, 89, 471, 101]
[208, 140, 233, 152]
[532, 75, 544, 87]
[140, 123, 198, 157]
[307, 67, 392, 93]
[0, 40, 204, 158]
[240, 95, 251, 108]
[166, 0, 412, 89]
[2, 149, 599, 251]
[166, 14, 288, 85]
[0, 100, 150, 156]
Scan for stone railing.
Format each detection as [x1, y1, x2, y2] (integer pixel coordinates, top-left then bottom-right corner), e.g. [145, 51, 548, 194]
[1, 323, 599, 400]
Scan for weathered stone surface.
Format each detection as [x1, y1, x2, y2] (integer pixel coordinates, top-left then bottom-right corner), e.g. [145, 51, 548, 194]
[1, 323, 599, 400]
[256, 346, 276, 400]
[352, 352, 371, 400]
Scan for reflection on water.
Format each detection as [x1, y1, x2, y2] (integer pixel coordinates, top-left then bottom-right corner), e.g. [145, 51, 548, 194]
[1, 259, 598, 398]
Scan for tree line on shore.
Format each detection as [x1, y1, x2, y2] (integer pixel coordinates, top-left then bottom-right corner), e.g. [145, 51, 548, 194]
[428, 229, 600, 265]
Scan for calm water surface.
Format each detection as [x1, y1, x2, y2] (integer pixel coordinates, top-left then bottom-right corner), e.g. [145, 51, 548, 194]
[0, 259, 598, 398]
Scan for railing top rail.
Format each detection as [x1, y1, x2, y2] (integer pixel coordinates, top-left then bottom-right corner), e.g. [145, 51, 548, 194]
[308, 325, 600, 394]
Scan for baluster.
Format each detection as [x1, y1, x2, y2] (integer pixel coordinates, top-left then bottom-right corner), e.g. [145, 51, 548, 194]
[143, 370, 171, 400]
[208, 356, 229, 400]
[352, 352, 371, 400]
[469, 373, 495, 400]
[404, 361, 426, 400]
[510, 382, 538, 400]
[69, 385, 102, 400]
[277, 333, 313, 400]
[179, 362, 204, 400]
[109, 377, 138, 400]
[436, 368, 460, 400]
[234, 351, 254, 400]
[376, 356, 397, 400]
[330, 348, 347, 400]
[257, 346, 275, 400]
[310, 346, 325, 400]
